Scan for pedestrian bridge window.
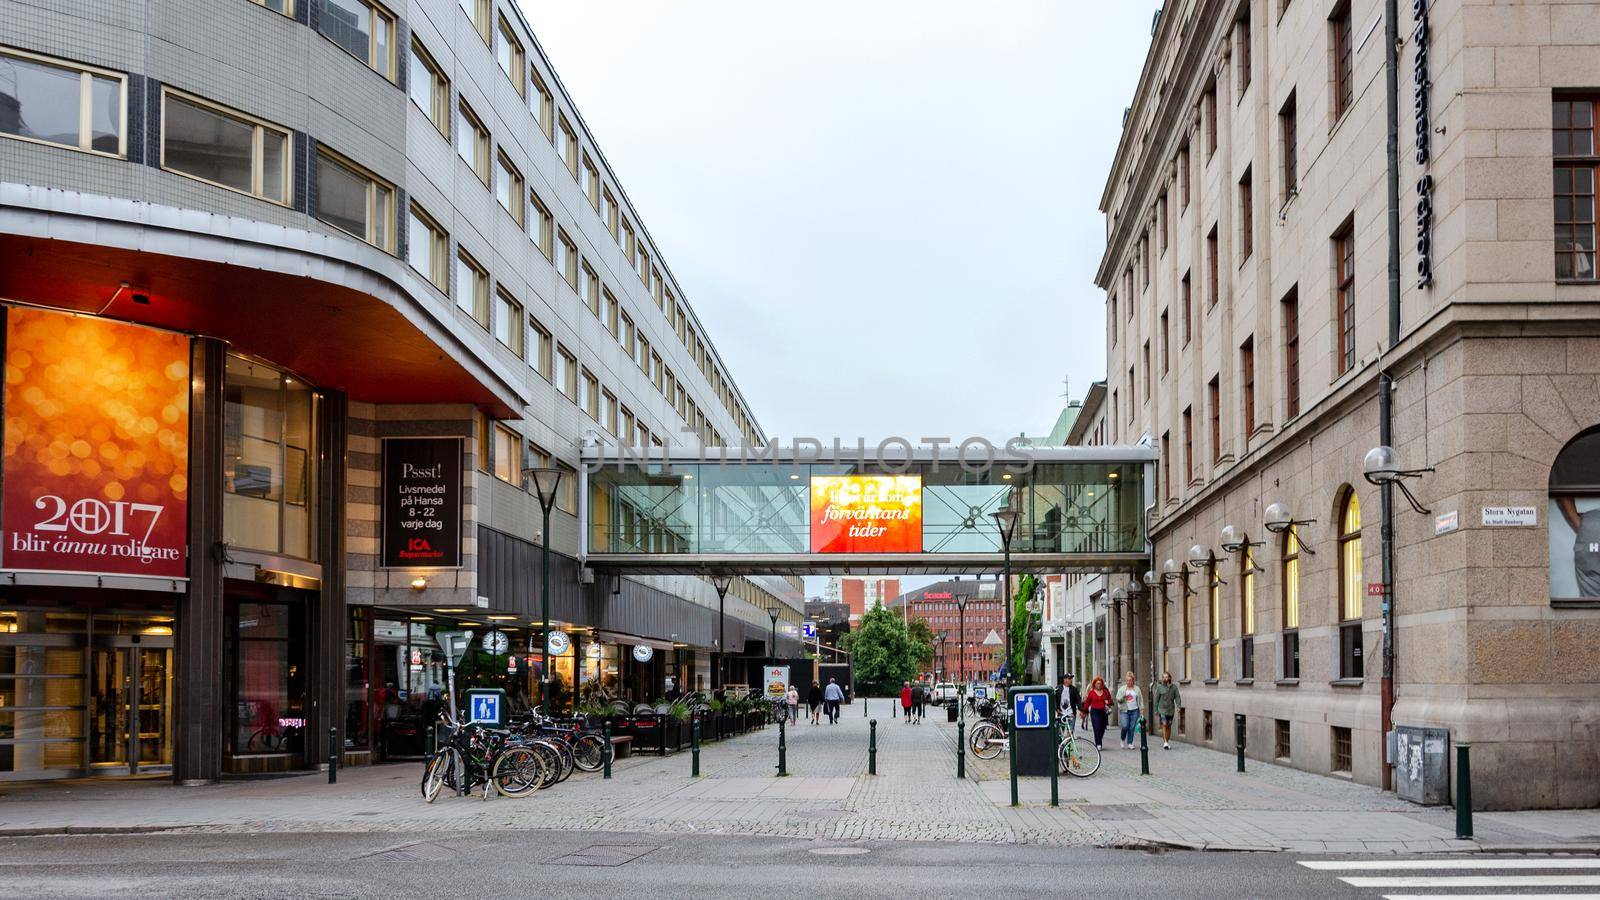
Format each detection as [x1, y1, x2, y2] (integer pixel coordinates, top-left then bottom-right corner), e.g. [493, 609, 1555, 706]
[1550, 423, 1600, 601]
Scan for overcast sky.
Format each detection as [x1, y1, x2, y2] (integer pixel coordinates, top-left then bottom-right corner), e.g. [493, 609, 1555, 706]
[518, 2, 1159, 595]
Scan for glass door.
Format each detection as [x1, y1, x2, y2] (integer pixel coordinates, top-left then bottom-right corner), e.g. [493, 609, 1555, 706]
[89, 638, 174, 775]
[89, 644, 131, 771]
[136, 647, 173, 768]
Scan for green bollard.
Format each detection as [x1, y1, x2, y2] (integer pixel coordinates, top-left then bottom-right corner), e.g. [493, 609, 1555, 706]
[1456, 742, 1473, 839]
[1049, 716, 1059, 808]
[328, 727, 338, 785]
[868, 720, 877, 775]
[957, 720, 966, 780]
[1139, 713, 1150, 776]
[603, 721, 613, 779]
[1008, 717, 1018, 808]
[1234, 713, 1246, 773]
[777, 717, 788, 777]
[692, 719, 701, 777]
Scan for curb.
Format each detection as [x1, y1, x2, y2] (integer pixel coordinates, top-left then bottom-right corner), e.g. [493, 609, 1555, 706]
[1475, 843, 1600, 854]
[0, 825, 193, 837]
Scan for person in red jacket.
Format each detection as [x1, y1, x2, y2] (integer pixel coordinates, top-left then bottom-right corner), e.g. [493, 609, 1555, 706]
[1081, 676, 1113, 750]
[900, 682, 913, 723]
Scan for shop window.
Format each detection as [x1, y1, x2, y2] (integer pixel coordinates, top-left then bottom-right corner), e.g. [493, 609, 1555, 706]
[1239, 548, 1255, 680]
[1281, 525, 1301, 679]
[0, 46, 126, 157]
[161, 88, 289, 203]
[224, 354, 319, 560]
[1550, 424, 1600, 600]
[229, 600, 306, 757]
[1337, 487, 1363, 679]
[1207, 559, 1221, 679]
[316, 147, 393, 251]
[345, 607, 372, 752]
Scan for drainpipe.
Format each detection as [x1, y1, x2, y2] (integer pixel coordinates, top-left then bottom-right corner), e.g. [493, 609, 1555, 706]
[1380, 0, 1402, 793]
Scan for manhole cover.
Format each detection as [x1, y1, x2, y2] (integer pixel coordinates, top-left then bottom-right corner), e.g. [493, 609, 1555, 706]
[808, 847, 870, 856]
[549, 845, 659, 867]
[1078, 804, 1154, 821]
[360, 841, 462, 862]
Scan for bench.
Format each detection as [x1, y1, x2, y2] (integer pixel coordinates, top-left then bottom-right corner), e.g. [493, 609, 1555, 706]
[609, 735, 634, 760]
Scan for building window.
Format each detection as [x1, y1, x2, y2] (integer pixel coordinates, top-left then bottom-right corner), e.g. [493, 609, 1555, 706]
[1551, 424, 1600, 600]
[581, 261, 600, 316]
[0, 47, 126, 157]
[1181, 272, 1192, 346]
[604, 288, 620, 338]
[1207, 225, 1220, 307]
[1281, 525, 1301, 679]
[322, 0, 395, 81]
[454, 249, 489, 327]
[1204, 82, 1218, 159]
[558, 230, 578, 289]
[1161, 431, 1172, 502]
[1282, 286, 1301, 418]
[1240, 336, 1255, 435]
[1274, 719, 1291, 760]
[1109, 295, 1118, 346]
[1203, 710, 1214, 743]
[1235, 9, 1251, 94]
[637, 334, 651, 374]
[495, 152, 524, 225]
[223, 354, 319, 560]
[1158, 192, 1169, 254]
[316, 148, 392, 251]
[496, 15, 525, 96]
[1280, 91, 1298, 200]
[1554, 98, 1597, 282]
[250, 0, 294, 15]
[491, 423, 519, 484]
[1208, 376, 1222, 464]
[531, 68, 553, 140]
[1142, 341, 1151, 400]
[1181, 583, 1193, 680]
[459, 0, 491, 45]
[530, 189, 553, 260]
[582, 153, 600, 210]
[558, 114, 579, 177]
[1334, 219, 1356, 374]
[229, 601, 307, 758]
[406, 203, 448, 291]
[1337, 487, 1364, 679]
[581, 370, 599, 421]
[1178, 143, 1191, 208]
[601, 389, 617, 435]
[556, 462, 579, 515]
[1238, 166, 1254, 261]
[1331, 1, 1353, 122]
[456, 100, 489, 185]
[556, 345, 577, 402]
[161, 89, 289, 203]
[1182, 406, 1194, 485]
[603, 188, 619, 239]
[1207, 559, 1221, 679]
[494, 288, 523, 357]
[1331, 725, 1353, 773]
[1240, 546, 1256, 680]
[409, 40, 450, 139]
[526, 315, 552, 381]
[1160, 309, 1170, 374]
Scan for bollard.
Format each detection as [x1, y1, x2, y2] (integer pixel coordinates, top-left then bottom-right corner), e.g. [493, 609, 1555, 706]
[863, 697, 867, 717]
[957, 720, 966, 780]
[1139, 713, 1150, 776]
[603, 721, 613, 780]
[1234, 713, 1246, 773]
[328, 727, 338, 785]
[1007, 716, 1018, 808]
[1049, 716, 1059, 808]
[692, 720, 701, 777]
[658, 713, 667, 757]
[1455, 742, 1473, 839]
[777, 717, 788, 776]
[425, 720, 436, 760]
[868, 720, 877, 775]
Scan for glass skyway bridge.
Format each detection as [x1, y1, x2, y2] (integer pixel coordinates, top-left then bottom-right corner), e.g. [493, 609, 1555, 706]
[581, 444, 1155, 575]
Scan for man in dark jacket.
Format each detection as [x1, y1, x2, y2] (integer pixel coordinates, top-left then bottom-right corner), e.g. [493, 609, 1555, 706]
[1058, 673, 1083, 731]
[909, 681, 925, 723]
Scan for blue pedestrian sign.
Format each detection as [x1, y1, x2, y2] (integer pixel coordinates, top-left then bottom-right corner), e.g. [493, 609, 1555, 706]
[1012, 691, 1051, 730]
[466, 689, 506, 726]
[802, 622, 816, 640]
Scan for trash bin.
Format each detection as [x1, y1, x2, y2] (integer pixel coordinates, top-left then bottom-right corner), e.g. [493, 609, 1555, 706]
[947, 704, 958, 723]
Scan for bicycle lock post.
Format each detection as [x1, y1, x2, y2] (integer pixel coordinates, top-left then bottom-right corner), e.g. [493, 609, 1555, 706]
[956, 719, 966, 780]
[1139, 712, 1150, 776]
[868, 720, 877, 775]
[603, 721, 613, 780]
[328, 726, 338, 785]
[658, 713, 666, 758]
[691, 718, 701, 777]
[1048, 715, 1059, 808]
[1455, 742, 1473, 839]
[1008, 716, 1018, 808]
[776, 717, 788, 777]
[1234, 713, 1246, 773]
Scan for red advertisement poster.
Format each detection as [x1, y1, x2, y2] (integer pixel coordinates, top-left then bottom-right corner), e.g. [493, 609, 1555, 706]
[2, 308, 190, 578]
[809, 475, 922, 553]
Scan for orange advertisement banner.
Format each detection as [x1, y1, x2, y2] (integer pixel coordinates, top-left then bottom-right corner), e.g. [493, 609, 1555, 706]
[809, 475, 922, 553]
[2, 308, 190, 578]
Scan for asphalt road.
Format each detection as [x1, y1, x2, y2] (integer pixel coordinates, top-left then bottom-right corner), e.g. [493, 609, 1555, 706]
[0, 828, 1373, 899]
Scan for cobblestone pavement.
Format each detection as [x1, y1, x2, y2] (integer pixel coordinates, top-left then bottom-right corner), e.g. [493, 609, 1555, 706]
[0, 702, 1593, 852]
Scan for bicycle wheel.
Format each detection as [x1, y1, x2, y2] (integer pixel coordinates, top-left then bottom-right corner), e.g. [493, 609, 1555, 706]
[1059, 736, 1101, 777]
[529, 741, 564, 789]
[970, 723, 1004, 760]
[421, 747, 461, 803]
[492, 746, 548, 797]
[570, 733, 605, 772]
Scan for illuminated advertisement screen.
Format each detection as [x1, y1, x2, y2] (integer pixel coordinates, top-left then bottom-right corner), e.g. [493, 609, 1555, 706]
[809, 475, 922, 553]
[2, 308, 190, 578]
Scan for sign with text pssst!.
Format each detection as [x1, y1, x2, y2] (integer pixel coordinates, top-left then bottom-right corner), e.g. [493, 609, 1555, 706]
[381, 437, 463, 568]
[2, 308, 190, 579]
[809, 475, 922, 553]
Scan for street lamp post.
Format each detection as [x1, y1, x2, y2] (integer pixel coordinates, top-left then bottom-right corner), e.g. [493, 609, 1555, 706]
[956, 595, 968, 690]
[766, 607, 780, 660]
[525, 467, 564, 703]
[992, 508, 1021, 691]
[711, 574, 732, 688]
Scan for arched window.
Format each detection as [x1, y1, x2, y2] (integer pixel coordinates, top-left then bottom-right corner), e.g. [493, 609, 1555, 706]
[1240, 547, 1256, 680]
[1182, 571, 1193, 680]
[1207, 557, 1221, 680]
[1281, 526, 1301, 679]
[1550, 424, 1600, 602]
[1337, 488, 1363, 679]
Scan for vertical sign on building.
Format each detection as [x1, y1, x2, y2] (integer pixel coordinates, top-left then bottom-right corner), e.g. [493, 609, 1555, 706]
[380, 437, 464, 568]
[1, 308, 190, 579]
[1413, 0, 1435, 288]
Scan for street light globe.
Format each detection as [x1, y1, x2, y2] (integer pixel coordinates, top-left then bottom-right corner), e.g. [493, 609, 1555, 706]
[1363, 445, 1402, 485]
[1187, 543, 1210, 569]
[1264, 502, 1294, 533]
[1220, 524, 1242, 553]
[1162, 557, 1181, 575]
[1143, 569, 1159, 588]
[1110, 587, 1128, 604]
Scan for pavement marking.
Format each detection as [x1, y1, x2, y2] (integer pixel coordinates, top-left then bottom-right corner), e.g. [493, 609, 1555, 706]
[1343, 875, 1600, 888]
[1300, 859, 1600, 870]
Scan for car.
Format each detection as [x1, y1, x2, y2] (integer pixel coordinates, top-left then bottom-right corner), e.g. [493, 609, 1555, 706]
[931, 682, 958, 705]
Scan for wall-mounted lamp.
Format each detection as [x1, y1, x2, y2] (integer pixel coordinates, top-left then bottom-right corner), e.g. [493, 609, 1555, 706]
[1363, 445, 1435, 514]
[1219, 525, 1266, 573]
[1263, 502, 1319, 554]
[410, 575, 429, 591]
[1187, 543, 1225, 584]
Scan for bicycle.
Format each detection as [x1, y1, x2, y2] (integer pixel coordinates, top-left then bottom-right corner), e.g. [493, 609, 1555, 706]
[1056, 720, 1102, 777]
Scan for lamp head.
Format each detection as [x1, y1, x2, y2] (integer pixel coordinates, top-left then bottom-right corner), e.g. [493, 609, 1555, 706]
[1263, 501, 1294, 533]
[1142, 569, 1159, 589]
[711, 574, 733, 595]
[991, 508, 1021, 544]
[1363, 445, 1402, 485]
[1162, 557, 1181, 576]
[525, 466, 564, 509]
[1187, 543, 1210, 570]
[1220, 524, 1244, 554]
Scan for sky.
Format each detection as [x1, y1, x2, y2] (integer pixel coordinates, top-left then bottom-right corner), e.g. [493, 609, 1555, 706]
[517, 1, 1160, 595]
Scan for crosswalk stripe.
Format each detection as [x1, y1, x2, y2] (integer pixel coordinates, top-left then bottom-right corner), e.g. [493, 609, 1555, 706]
[1299, 859, 1600, 871]
[1343, 875, 1600, 888]
[1382, 895, 1600, 900]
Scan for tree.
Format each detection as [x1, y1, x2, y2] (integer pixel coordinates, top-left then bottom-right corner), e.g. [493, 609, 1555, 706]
[906, 617, 936, 670]
[848, 606, 928, 694]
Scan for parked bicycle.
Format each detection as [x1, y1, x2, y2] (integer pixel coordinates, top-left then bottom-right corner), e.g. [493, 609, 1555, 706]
[967, 712, 1101, 777]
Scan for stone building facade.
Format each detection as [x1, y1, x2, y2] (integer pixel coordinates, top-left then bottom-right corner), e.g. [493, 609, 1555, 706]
[1096, 0, 1600, 807]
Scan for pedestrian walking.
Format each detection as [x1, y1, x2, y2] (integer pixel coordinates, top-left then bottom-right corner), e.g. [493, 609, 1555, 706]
[910, 681, 925, 723]
[1082, 676, 1112, 750]
[1152, 672, 1181, 749]
[1058, 673, 1082, 733]
[807, 680, 823, 725]
[786, 684, 800, 724]
[823, 678, 844, 724]
[899, 681, 913, 722]
[1115, 672, 1143, 749]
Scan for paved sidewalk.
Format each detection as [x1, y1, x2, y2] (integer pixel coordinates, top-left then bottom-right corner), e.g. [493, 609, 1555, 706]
[0, 702, 1594, 853]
